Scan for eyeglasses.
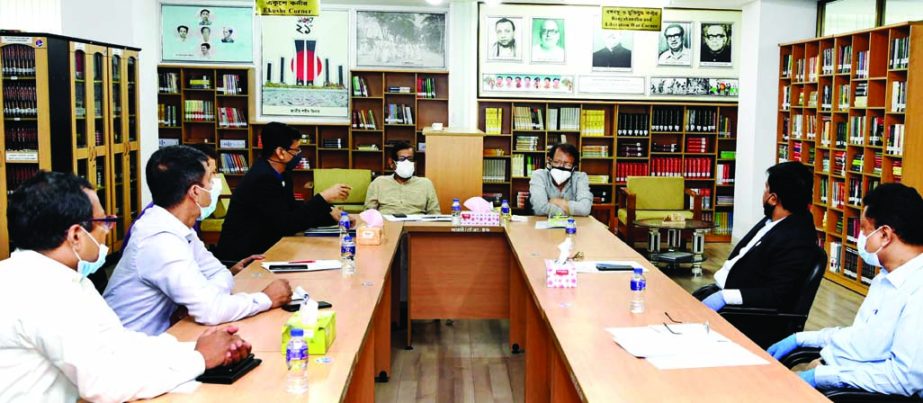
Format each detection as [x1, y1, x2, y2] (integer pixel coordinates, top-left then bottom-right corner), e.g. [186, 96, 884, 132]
[549, 161, 574, 170]
[665, 33, 683, 39]
[285, 147, 302, 156]
[705, 34, 727, 40]
[88, 215, 119, 233]
[541, 29, 559, 35]
[395, 156, 414, 163]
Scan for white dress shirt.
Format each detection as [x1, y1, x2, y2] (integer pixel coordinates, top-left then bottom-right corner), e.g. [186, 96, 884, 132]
[0, 250, 205, 402]
[714, 216, 786, 305]
[796, 252, 923, 396]
[104, 205, 271, 335]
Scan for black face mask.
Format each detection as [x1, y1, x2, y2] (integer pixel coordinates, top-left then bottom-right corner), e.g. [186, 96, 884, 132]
[285, 153, 302, 172]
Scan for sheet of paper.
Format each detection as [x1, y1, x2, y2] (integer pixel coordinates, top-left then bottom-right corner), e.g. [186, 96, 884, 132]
[383, 214, 421, 222]
[646, 341, 768, 370]
[534, 220, 566, 229]
[261, 260, 342, 272]
[574, 260, 647, 273]
[419, 214, 453, 222]
[606, 324, 768, 369]
[511, 215, 528, 222]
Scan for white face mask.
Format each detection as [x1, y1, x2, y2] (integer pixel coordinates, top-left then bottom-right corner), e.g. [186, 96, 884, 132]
[549, 168, 572, 185]
[857, 227, 887, 267]
[73, 226, 108, 278]
[194, 177, 222, 220]
[395, 160, 415, 179]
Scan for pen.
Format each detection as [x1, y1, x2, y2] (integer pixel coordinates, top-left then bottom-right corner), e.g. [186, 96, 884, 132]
[290, 260, 315, 264]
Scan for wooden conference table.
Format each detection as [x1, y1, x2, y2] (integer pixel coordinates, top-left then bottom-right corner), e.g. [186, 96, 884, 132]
[157, 217, 826, 402]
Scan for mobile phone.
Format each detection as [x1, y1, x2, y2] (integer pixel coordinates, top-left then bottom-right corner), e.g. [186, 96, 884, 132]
[268, 264, 309, 272]
[596, 263, 635, 271]
[283, 300, 333, 312]
[393, 213, 407, 218]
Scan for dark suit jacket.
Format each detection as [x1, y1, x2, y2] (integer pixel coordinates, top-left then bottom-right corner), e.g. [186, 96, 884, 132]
[700, 45, 731, 63]
[215, 159, 336, 262]
[724, 212, 817, 311]
[592, 46, 631, 68]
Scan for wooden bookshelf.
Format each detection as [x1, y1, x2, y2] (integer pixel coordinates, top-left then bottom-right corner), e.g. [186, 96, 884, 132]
[777, 21, 923, 295]
[478, 99, 738, 242]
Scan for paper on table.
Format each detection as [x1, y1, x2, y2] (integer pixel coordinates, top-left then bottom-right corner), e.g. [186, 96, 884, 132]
[511, 215, 528, 222]
[534, 220, 567, 229]
[574, 261, 647, 273]
[383, 214, 421, 222]
[261, 260, 342, 272]
[419, 214, 453, 222]
[606, 324, 768, 369]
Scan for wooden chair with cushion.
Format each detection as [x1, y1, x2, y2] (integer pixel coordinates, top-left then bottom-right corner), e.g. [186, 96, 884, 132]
[313, 168, 372, 214]
[616, 176, 702, 244]
[199, 173, 232, 246]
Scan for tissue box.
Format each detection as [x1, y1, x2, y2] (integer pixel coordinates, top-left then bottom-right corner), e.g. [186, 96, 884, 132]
[356, 225, 382, 246]
[545, 259, 577, 288]
[280, 310, 337, 355]
[460, 211, 500, 227]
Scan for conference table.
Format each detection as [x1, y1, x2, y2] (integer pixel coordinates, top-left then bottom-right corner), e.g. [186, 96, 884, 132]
[156, 216, 827, 402]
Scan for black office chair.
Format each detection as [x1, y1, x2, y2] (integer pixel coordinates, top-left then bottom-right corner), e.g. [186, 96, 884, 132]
[717, 246, 827, 349]
[780, 347, 923, 402]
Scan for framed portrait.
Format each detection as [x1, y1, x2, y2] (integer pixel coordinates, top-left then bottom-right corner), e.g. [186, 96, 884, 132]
[486, 16, 523, 62]
[260, 11, 350, 118]
[530, 17, 565, 64]
[161, 4, 253, 63]
[657, 21, 692, 67]
[650, 77, 739, 97]
[592, 28, 633, 72]
[699, 22, 733, 67]
[356, 10, 447, 69]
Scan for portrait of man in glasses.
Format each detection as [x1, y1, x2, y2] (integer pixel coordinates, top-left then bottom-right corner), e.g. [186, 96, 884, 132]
[700, 23, 732, 66]
[658, 22, 692, 66]
[531, 18, 565, 63]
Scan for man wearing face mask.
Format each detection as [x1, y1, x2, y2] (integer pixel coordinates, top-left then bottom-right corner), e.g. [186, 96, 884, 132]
[215, 122, 351, 262]
[693, 161, 817, 312]
[364, 141, 440, 215]
[104, 146, 293, 335]
[0, 171, 253, 402]
[529, 143, 593, 216]
[767, 183, 923, 395]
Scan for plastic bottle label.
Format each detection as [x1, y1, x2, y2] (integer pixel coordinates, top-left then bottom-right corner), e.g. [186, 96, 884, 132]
[286, 344, 307, 363]
[565, 227, 576, 235]
[630, 278, 646, 291]
[341, 244, 355, 255]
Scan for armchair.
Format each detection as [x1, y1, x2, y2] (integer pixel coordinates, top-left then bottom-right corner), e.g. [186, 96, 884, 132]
[780, 348, 923, 402]
[616, 176, 702, 244]
[313, 169, 372, 213]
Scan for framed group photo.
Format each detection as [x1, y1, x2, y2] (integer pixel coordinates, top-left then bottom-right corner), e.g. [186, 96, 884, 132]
[356, 10, 447, 69]
[161, 4, 253, 63]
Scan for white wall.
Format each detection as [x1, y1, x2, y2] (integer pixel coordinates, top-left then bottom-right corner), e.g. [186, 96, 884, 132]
[60, 0, 133, 45]
[733, 0, 816, 242]
[0, 0, 63, 33]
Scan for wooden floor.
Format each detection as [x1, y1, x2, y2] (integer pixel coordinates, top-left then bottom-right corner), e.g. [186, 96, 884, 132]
[375, 242, 865, 402]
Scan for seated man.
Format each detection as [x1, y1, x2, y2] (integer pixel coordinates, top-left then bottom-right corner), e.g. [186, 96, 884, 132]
[529, 143, 593, 216]
[767, 183, 923, 396]
[0, 171, 251, 401]
[216, 122, 351, 262]
[364, 141, 440, 215]
[105, 146, 292, 335]
[695, 161, 817, 311]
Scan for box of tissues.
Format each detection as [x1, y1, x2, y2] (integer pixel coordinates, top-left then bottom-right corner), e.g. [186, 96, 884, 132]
[280, 310, 337, 355]
[356, 209, 384, 245]
[545, 259, 577, 288]
[460, 211, 500, 226]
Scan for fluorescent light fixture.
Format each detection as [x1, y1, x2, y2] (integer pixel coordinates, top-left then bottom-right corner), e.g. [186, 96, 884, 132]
[426, 0, 443, 5]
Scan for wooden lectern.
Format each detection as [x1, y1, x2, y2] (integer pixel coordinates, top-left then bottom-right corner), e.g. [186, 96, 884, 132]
[423, 127, 485, 213]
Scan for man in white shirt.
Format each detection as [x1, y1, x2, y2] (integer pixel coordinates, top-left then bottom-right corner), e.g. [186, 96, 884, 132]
[105, 146, 292, 335]
[658, 23, 691, 65]
[532, 19, 565, 63]
[0, 171, 251, 402]
[768, 183, 923, 396]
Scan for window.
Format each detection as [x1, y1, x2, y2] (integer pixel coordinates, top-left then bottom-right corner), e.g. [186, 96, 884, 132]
[884, 0, 923, 25]
[822, 0, 877, 36]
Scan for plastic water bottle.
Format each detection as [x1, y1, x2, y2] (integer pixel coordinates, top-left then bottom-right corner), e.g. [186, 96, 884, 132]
[285, 328, 308, 394]
[340, 234, 356, 277]
[500, 199, 511, 225]
[630, 267, 646, 314]
[451, 198, 461, 226]
[338, 212, 350, 241]
[565, 218, 576, 247]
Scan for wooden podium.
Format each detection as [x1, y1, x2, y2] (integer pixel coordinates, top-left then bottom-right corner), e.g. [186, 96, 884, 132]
[423, 127, 485, 213]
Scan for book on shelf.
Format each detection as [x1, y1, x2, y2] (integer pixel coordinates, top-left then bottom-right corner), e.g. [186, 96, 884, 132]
[853, 82, 868, 108]
[844, 247, 859, 280]
[835, 122, 847, 148]
[688, 188, 712, 209]
[887, 124, 905, 155]
[822, 47, 835, 75]
[356, 144, 380, 151]
[417, 77, 437, 98]
[352, 76, 370, 96]
[807, 91, 818, 108]
[219, 74, 243, 95]
[183, 100, 214, 121]
[322, 138, 345, 149]
[187, 75, 211, 89]
[511, 153, 540, 177]
[516, 191, 531, 209]
[710, 211, 733, 235]
[794, 58, 804, 81]
[891, 81, 906, 112]
[791, 115, 803, 139]
[386, 104, 414, 125]
[651, 157, 683, 177]
[547, 107, 579, 131]
[586, 174, 610, 184]
[847, 178, 862, 206]
[847, 116, 866, 145]
[617, 112, 649, 136]
[829, 241, 842, 273]
[792, 142, 803, 161]
[850, 153, 863, 173]
[591, 188, 610, 204]
[652, 108, 682, 131]
[855, 50, 869, 79]
[807, 56, 817, 82]
[219, 139, 246, 149]
[514, 135, 540, 151]
[869, 116, 884, 146]
[782, 87, 791, 110]
[618, 140, 645, 157]
[1, 46, 37, 76]
[686, 108, 716, 133]
[652, 142, 679, 152]
[158, 104, 178, 126]
[581, 145, 609, 158]
[158, 72, 179, 93]
[781, 54, 793, 77]
[485, 107, 503, 134]
[716, 163, 734, 185]
[778, 144, 789, 162]
[580, 109, 605, 136]
[387, 86, 413, 93]
[482, 159, 507, 183]
[821, 85, 832, 111]
[893, 160, 903, 182]
[2, 82, 37, 117]
[219, 153, 249, 174]
[872, 152, 882, 175]
[838, 45, 852, 74]
[513, 106, 544, 131]
[820, 116, 832, 147]
[819, 177, 829, 203]
[683, 157, 713, 178]
[685, 136, 709, 153]
[890, 37, 910, 69]
[158, 138, 180, 147]
[833, 150, 846, 176]
[831, 179, 845, 208]
[837, 84, 850, 110]
[806, 114, 817, 139]
[352, 109, 378, 130]
[4, 126, 38, 154]
[615, 162, 649, 182]
[217, 107, 247, 128]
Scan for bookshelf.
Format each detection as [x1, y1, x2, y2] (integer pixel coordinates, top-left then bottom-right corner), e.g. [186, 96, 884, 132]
[777, 21, 923, 295]
[478, 99, 738, 242]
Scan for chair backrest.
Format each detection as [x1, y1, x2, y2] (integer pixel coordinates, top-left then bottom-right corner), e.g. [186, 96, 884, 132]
[212, 173, 233, 219]
[792, 246, 828, 316]
[626, 176, 684, 210]
[313, 169, 371, 204]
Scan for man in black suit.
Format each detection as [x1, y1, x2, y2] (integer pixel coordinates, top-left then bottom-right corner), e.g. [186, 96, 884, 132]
[700, 23, 732, 64]
[592, 31, 631, 69]
[695, 161, 817, 312]
[215, 122, 351, 262]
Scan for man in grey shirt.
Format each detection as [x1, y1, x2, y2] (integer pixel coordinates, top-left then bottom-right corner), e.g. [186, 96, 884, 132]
[529, 143, 593, 216]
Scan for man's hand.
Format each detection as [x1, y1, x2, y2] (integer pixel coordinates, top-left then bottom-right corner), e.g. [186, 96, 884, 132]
[229, 254, 264, 275]
[320, 184, 352, 202]
[262, 279, 293, 308]
[767, 334, 801, 360]
[549, 198, 570, 214]
[194, 325, 252, 369]
[702, 292, 727, 311]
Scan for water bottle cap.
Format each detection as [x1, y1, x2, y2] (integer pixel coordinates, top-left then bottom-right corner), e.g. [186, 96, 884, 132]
[343, 234, 352, 241]
[502, 199, 508, 203]
[290, 328, 304, 337]
[567, 218, 575, 223]
[340, 211, 348, 216]
[633, 267, 643, 274]
[453, 198, 459, 202]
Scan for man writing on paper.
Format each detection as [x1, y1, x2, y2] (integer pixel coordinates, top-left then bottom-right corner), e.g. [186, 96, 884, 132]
[694, 161, 817, 312]
[768, 183, 923, 396]
[105, 146, 292, 335]
[529, 143, 593, 217]
[0, 171, 252, 401]
[364, 141, 440, 215]
[216, 122, 351, 261]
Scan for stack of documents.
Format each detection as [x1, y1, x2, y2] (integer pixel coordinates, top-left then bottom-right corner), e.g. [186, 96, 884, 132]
[383, 214, 453, 222]
[606, 324, 768, 369]
[261, 260, 342, 273]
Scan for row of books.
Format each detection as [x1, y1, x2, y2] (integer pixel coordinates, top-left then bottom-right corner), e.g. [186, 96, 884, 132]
[652, 141, 679, 152]
[548, 107, 580, 131]
[352, 109, 378, 130]
[514, 135, 540, 151]
[352, 76, 371, 97]
[716, 163, 734, 185]
[781, 54, 793, 78]
[716, 195, 734, 206]
[790, 115, 803, 139]
[830, 179, 846, 208]
[183, 100, 214, 122]
[618, 141, 645, 157]
[832, 150, 847, 176]
[581, 145, 609, 158]
[511, 154, 541, 177]
[794, 58, 805, 82]
[686, 137, 709, 153]
[819, 177, 829, 203]
[706, 211, 732, 235]
[821, 48, 835, 75]
[586, 174, 610, 184]
[890, 37, 910, 69]
[847, 178, 863, 206]
[782, 86, 791, 110]
[580, 109, 606, 137]
[650, 157, 684, 177]
[4, 127, 38, 151]
[386, 104, 414, 125]
[829, 241, 842, 274]
[854, 82, 869, 108]
[617, 113, 649, 136]
[792, 142, 804, 162]
[1, 45, 36, 76]
[778, 143, 789, 162]
[893, 160, 902, 182]
[891, 81, 906, 112]
[872, 152, 883, 176]
[684, 157, 713, 178]
[217, 107, 247, 128]
[483, 159, 507, 183]
[158, 104, 178, 127]
[322, 138, 345, 149]
[219, 153, 250, 174]
[652, 108, 683, 132]
[5, 166, 38, 194]
[188, 75, 211, 90]
[886, 124, 905, 156]
[2, 82, 37, 117]
[837, 84, 850, 110]
[847, 116, 866, 146]
[806, 56, 818, 82]
[484, 108, 503, 134]
[513, 106, 544, 131]
[516, 191, 531, 209]
[686, 109, 717, 133]
[838, 45, 853, 74]
[417, 77, 439, 98]
[854, 50, 869, 79]
[688, 187, 712, 210]
[615, 162, 649, 182]
[219, 74, 244, 95]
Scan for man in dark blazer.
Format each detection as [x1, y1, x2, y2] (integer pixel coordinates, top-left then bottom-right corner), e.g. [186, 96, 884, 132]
[215, 122, 351, 262]
[694, 161, 817, 312]
[592, 31, 631, 69]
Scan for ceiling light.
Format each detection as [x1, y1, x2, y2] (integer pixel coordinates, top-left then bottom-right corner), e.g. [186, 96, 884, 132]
[426, 0, 443, 5]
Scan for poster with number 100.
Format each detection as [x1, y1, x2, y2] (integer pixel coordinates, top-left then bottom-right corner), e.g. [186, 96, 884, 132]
[161, 4, 253, 63]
